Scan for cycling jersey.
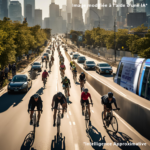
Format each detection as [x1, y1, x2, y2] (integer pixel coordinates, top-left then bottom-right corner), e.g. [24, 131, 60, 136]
[60, 65, 65, 69]
[42, 72, 48, 78]
[62, 79, 70, 85]
[80, 74, 85, 80]
[81, 92, 91, 100]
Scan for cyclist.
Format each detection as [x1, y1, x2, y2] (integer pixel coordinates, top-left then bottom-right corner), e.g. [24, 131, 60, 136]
[81, 88, 93, 126]
[60, 62, 66, 75]
[61, 76, 71, 96]
[42, 70, 49, 83]
[72, 64, 77, 79]
[79, 72, 86, 91]
[49, 60, 52, 71]
[45, 58, 48, 68]
[28, 93, 43, 127]
[51, 55, 54, 64]
[101, 92, 120, 122]
[70, 60, 75, 70]
[51, 92, 67, 126]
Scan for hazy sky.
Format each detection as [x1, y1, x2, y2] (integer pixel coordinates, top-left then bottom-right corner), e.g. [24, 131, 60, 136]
[10, 0, 132, 21]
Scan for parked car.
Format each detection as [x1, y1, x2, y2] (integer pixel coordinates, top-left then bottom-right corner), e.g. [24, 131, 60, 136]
[31, 62, 42, 72]
[77, 56, 86, 63]
[83, 61, 96, 70]
[41, 53, 49, 61]
[95, 63, 113, 74]
[72, 53, 80, 59]
[8, 74, 32, 93]
[46, 49, 51, 54]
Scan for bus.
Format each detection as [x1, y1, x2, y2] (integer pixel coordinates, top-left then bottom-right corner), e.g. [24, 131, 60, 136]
[113, 57, 150, 100]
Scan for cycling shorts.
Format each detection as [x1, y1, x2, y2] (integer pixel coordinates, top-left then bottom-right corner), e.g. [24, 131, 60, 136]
[30, 103, 42, 111]
[54, 99, 65, 109]
[81, 99, 89, 106]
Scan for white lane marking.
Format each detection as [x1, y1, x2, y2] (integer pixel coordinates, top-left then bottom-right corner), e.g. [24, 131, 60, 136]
[69, 111, 72, 115]
[67, 114, 69, 118]
[91, 110, 94, 113]
[75, 144, 79, 150]
[73, 122, 76, 125]
[69, 121, 72, 125]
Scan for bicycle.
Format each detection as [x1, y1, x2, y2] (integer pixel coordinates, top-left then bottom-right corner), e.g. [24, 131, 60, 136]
[63, 85, 69, 100]
[82, 102, 93, 130]
[28, 109, 42, 132]
[52, 104, 64, 139]
[43, 78, 47, 88]
[60, 70, 65, 78]
[102, 108, 120, 133]
[79, 79, 86, 91]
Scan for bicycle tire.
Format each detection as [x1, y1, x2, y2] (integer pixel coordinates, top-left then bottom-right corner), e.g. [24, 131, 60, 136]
[102, 112, 107, 129]
[33, 112, 36, 131]
[111, 116, 118, 133]
[57, 115, 60, 139]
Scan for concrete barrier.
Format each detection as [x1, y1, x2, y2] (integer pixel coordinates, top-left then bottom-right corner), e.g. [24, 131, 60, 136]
[65, 51, 150, 140]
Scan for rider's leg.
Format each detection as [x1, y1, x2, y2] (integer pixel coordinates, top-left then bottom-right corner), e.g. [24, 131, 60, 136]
[53, 109, 57, 123]
[37, 111, 41, 122]
[67, 87, 70, 96]
[30, 111, 34, 121]
[87, 104, 91, 121]
[104, 105, 107, 119]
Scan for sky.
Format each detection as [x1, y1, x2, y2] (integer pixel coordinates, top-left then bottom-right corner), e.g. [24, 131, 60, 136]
[10, 0, 132, 21]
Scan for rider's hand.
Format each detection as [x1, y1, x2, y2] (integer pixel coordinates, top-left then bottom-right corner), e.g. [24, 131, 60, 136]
[41, 110, 43, 113]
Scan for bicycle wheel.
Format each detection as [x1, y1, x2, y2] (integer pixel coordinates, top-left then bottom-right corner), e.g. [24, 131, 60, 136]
[33, 112, 36, 131]
[85, 110, 89, 129]
[111, 116, 118, 133]
[102, 112, 107, 129]
[57, 115, 60, 140]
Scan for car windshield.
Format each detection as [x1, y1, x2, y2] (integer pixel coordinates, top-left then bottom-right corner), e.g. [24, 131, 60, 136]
[86, 61, 95, 64]
[12, 76, 27, 82]
[79, 57, 85, 59]
[33, 63, 40, 65]
[99, 64, 110, 67]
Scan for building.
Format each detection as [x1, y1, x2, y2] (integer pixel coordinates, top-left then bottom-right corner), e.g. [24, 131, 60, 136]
[44, 17, 50, 28]
[0, 0, 10, 20]
[49, 2, 59, 18]
[24, 0, 35, 18]
[72, 0, 79, 4]
[127, 12, 147, 27]
[26, 4, 33, 26]
[146, 0, 150, 16]
[134, 0, 146, 12]
[67, 0, 72, 15]
[9, 1, 22, 22]
[34, 9, 42, 27]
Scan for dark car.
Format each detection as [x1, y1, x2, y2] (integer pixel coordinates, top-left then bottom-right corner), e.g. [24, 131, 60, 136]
[8, 74, 32, 93]
[95, 63, 113, 74]
[41, 53, 49, 61]
[31, 62, 42, 72]
[72, 53, 80, 59]
[77, 56, 86, 63]
[83, 61, 96, 70]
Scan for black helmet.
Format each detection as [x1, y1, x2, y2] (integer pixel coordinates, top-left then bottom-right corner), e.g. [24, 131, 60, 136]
[81, 72, 84, 74]
[57, 92, 63, 97]
[33, 93, 39, 99]
[84, 88, 88, 93]
[108, 92, 113, 98]
[44, 70, 46, 72]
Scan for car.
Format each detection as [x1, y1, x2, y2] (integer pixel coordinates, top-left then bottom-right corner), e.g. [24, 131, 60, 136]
[31, 62, 42, 72]
[41, 53, 49, 61]
[83, 61, 96, 70]
[46, 49, 51, 54]
[72, 53, 80, 59]
[8, 74, 32, 93]
[95, 63, 113, 74]
[77, 56, 86, 63]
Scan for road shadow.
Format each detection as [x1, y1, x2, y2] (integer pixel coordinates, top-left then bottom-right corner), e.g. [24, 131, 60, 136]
[51, 133, 65, 150]
[67, 98, 72, 105]
[20, 131, 36, 150]
[0, 92, 25, 113]
[75, 82, 80, 85]
[107, 130, 141, 150]
[36, 87, 44, 95]
[102, 74, 113, 78]
[86, 125, 106, 150]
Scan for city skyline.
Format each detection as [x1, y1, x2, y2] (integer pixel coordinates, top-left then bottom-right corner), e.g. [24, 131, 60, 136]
[10, 0, 133, 21]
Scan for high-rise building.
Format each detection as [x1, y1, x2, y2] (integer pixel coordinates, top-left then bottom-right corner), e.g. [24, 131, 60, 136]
[24, 0, 35, 18]
[72, 0, 79, 4]
[34, 9, 42, 27]
[101, 0, 113, 16]
[9, 1, 22, 22]
[44, 17, 50, 28]
[49, 2, 59, 18]
[134, 0, 146, 12]
[67, 0, 72, 15]
[26, 4, 33, 26]
[0, 0, 10, 20]
[146, 0, 150, 15]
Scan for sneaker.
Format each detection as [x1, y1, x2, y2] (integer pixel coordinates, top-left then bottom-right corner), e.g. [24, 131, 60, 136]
[37, 121, 39, 127]
[89, 121, 92, 126]
[61, 113, 64, 118]
[30, 120, 33, 125]
[53, 121, 56, 127]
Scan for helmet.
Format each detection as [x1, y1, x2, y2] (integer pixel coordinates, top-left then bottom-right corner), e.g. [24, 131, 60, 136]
[64, 76, 67, 80]
[44, 70, 46, 72]
[61, 62, 64, 64]
[33, 93, 39, 99]
[108, 92, 113, 98]
[84, 88, 88, 93]
[57, 92, 63, 97]
[81, 72, 84, 74]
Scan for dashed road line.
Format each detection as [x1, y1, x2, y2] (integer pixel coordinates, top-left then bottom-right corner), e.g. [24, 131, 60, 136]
[69, 121, 72, 125]
[75, 144, 79, 150]
[69, 111, 72, 115]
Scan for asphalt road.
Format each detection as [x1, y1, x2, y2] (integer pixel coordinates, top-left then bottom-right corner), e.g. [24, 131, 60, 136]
[0, 38, 149, 150]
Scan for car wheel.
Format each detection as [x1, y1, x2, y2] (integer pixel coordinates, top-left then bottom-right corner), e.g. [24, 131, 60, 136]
[8, 91, 11, 94]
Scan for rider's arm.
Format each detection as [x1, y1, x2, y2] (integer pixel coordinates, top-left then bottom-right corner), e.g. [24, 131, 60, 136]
[39, 97, 43, 110]
[113, 98, 118, 109]
[89, 93, 93, 103]
[68, 79, 71, 87]
[51, 95, 55, 107]
[28, 96, 33, 110]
